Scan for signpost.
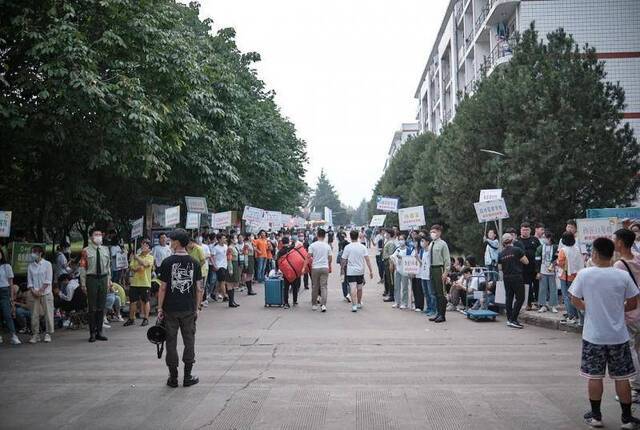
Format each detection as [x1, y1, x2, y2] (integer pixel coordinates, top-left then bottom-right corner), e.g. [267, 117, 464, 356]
[398, 206, 426, 231]
[164, 206, 181, 227]
[184, 196, 208, 214]
[376, 196, 399, 213]
[131, 217, 144, 239]
[369, 214, 387, 227]
[185, 212, 201, 229]
[473, 199, 509, 223]
[479, 189, 502, 202]
[212, 211, 233, 229]
[0, 211, 11, 237]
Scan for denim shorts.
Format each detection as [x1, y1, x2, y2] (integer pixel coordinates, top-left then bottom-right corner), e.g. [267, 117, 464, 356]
[581, 339, 636, 380]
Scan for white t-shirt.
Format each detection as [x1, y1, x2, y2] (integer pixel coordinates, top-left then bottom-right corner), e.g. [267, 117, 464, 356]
[569, 267, 638, 345]
[0, 263, 14, 288]
[152, 244, 172, 268]
[341, 242, 368, 276]
[213, 244, 228, 270]
[308, 240, 332, 269]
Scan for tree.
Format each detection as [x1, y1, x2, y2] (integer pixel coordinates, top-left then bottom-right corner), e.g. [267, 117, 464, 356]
[310, 170, 348, 226]
[352, 199, 369, 226]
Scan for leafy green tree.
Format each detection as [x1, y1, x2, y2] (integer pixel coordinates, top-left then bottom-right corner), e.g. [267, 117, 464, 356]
[310, 170, 348, 226]
[352, 199, 369, 226]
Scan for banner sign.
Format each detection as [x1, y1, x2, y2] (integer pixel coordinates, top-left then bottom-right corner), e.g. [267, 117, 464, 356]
[212, 211, 233, 229]
[164, 206, 181, 227]
[242, 206, 265, 223]
[184, 196, 208, 214]
[324, 207, 333, 226]
[376, 196, 399, 213]
[398, 206, 426, 230]
[0, 211, 11, 237]
[185, 212, 200, 229]
[265, 211, 283, 229]
[131, 217, 144, 239]
[586, 207, 640, 220]
[116, 252, 129, 270]
[309, 212, 322, 221]
[577, 217, 622, 244]
[473, 199, 509, 223]
[281, 214, 293, 228]
[294, 217, 306, 228]
[402, 256, 420, 276]
[479, 189, 502, 202]
[10, 242, 45, 276]
[370, 214, 387, 227]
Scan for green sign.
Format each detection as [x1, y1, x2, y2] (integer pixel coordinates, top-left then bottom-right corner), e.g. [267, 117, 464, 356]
[10, 242, 45, 276]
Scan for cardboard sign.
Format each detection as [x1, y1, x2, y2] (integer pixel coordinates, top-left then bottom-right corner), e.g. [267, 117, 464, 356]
[576, 217, 621, 244]
[402, 256, 420, 276]
[376, 196, 399, 212]
[398, 206, 426, 230]
[185, 212, 200, 229]
[184, 196, 208, 214]
[212, 211, 233, 229]
[116, 252, 129, 270]
[242, 206, 265, 223]
[479, 189, 502, 202]
[10, 242, 45, 276]
[0, 211, 11, 238]
[324, 207, 333, 226]
[370, 214, 387, 227]
[164, 206, 181, 227]
[473, 199, 509, 223]
[131, 217, 144, 239]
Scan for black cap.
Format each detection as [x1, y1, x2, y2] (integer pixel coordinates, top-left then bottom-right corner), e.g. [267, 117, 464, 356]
[168, 228, 189, 247]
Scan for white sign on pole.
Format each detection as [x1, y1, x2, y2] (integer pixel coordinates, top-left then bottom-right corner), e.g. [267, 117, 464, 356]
[212, 211, 233, 229]
[185, 212, 201, 229]
[164, 206, 181, 227]
[131, 217, 144, 239]
[376, 196, 399, 213]
[0, 211, 12, 238]
[576, 217, 622, 244]
[294, 217, 306, 228]
[369, 214, 387, 227]
[309, 212, 322, 221]
[402, 256, 420, 276]
[479, 189, 503, 202]
[473, 199, 509, 223]
[265, 211, 283, 229]
[242, 206, 265, 223]
[116, 253, 129, 270]
[324, 207, 333, 226]
[184, 196, 208, 214]
[281, 214, 293, 228]
[398, 206, 426, 230]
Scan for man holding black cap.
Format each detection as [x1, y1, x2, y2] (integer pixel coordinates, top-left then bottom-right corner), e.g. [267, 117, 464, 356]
[158, 228, 203, 388]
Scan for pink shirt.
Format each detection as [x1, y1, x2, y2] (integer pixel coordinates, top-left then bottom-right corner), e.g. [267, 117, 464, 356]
[614, 255, 640, 287]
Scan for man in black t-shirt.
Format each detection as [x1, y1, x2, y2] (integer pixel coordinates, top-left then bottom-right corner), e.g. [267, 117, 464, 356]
[498, 233, 530, 329]
[158, 228, 203, 388]
[514, 222, 541, 310]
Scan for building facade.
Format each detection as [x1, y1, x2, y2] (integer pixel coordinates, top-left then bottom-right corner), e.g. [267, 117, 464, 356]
[383, 122, 419, 171]
[415, 0, 640, 135]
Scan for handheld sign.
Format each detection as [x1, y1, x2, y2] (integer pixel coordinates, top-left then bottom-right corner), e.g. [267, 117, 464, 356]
[370, 214, 387, 227]
[242, 206, 265, 224]
[131, 217, 144, 239]
[164, 206, 181, 227]
[324, 207, 333, 226]
[576, 217, 622, 244]
[402, 256, 420, 276]
[479, 189, 502, 202]
[212, 211, 233, 229]
[398, 206, 426, 231]
[0, 211, 11, 238]
[185, 212, 200, 229]
[184, 196, 208, 214]
[376, 196, 399, 213]
[473, 199, 509, 223]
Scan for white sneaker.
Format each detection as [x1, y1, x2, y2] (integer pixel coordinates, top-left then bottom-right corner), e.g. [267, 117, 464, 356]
[43, 334, 51, 343]
[351, 304, 358, 312]
[10, 334, 21, 345]
[357, 303, 362, 309]
[29, 335, 39, 344]
[400, 305, 407, 309]
[538, 306, 548, 313]
[551, 306, 559, 313]
[446, 304, 456, 311]
[201, 300, 209, 308]
[321, 305, 327, 312]
[312, 305, 318, 311]
[414, 308, 423, 312]
[391, 304, 398, 308]
[103, 319, 111, 329]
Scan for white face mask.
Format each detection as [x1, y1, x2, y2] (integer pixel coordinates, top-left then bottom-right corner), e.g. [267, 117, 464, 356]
[31, 253, 40, 261]
[430, 232, 438, 241]
[93, 235, 103, 246]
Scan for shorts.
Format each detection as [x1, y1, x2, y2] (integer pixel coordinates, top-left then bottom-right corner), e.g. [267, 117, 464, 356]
[580, 339, 636, 380]
[216, 268, 228, 281]
[346, 275, 365, 288]
[129, 286, 150, 303]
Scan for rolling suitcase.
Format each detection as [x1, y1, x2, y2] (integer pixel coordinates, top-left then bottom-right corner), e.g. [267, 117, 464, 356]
[264, 277, 284, 307]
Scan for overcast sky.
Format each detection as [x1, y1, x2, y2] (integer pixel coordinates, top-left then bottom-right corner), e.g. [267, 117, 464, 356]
[198, 0, 449, 207]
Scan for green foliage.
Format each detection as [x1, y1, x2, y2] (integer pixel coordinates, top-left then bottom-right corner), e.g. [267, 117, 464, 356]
[0, 0, 307, 241]
[310, 170, 349, 226]
[352, 199, 369, 226]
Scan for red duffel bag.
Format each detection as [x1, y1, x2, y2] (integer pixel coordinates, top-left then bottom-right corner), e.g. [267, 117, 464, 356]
[277, 244, 310, 283]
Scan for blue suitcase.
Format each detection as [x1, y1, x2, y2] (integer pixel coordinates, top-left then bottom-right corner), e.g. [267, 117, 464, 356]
[264, 277, 284, 307]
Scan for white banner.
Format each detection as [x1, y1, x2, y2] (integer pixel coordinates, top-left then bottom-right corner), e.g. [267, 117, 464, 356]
[281, 214, 293, 228]
[164, 206, 181, 227]
[577, 217, 622, 244]
[265, 210, 283, 229]
[0, 211, 12, 238]
[369, 214, 387, 227]
[402, 256, 420, 276]
[242, 206, 265, 223]
[324, 207, 333, 226]
[376, 196, 399, 212]
[294, 217, 306, 228]
[473, 199, 509, 223]
[309, 212, 322, 221]
[131, 216, 144, 239]
[212, 211, 233, 229]
[184, 196, 208, 214]
[185, 212, 200, 229]
[479, 189, 502, 202]
[116, 253, 129, 270]
[398, 206, 426, 231]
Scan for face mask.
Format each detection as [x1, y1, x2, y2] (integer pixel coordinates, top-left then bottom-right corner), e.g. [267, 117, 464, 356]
[196, 237, 203, 245]
[430, 233, 438, 241]
[421, 241, 427, 248]
[298, 237, 304, 242]
[31, 253, 40, 261]
[93, 236, 103, 246]
[398, 240, 406, 247]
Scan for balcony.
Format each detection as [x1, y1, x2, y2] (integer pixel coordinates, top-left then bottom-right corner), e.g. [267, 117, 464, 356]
[443, 108, 452, 123]
[482, 39, 513, 76]
[454, 1, 463, 23]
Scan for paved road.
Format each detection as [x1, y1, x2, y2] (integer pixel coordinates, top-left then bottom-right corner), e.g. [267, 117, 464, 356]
[0, 255, 627, 429]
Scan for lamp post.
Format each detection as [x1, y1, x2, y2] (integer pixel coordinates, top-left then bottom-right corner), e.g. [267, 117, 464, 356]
[480, 148, 507, 250]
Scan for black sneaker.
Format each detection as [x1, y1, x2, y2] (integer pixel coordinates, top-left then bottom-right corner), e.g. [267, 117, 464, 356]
[167, 376, 178, 388]
[283, 304, 290, 309]
[141, 318, 149, 327]
[511, 321, 524, 329]
[583, 411, 603, 428]
[183, 374, 199, 387]
[123, 319, 135, 327]
[622, 415, 640, 429]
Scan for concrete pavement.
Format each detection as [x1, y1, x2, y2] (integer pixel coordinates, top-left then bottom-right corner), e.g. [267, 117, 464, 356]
[0, 260, 629, 430]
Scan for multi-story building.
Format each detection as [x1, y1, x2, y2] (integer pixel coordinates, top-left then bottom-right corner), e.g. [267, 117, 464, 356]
[383, 122, 419, 171]
[415, 0, 640, 135]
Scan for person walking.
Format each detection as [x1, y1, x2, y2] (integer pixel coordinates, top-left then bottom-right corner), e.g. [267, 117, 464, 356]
[341, 230, 374, 312]
[569, 237, 640, 428]
[157, 229, 203, 388]
[382, 230, 397, 302]
[79, 229, 111, 342]
[0, 249, 21, 345]
[373, 229, 385, 284]
[124, 239, 154, 327]
[428, 225, 451, 323]
[308, 228, 332, 312]
[276, 237, 302, 309]
[498, 233, 529, 329]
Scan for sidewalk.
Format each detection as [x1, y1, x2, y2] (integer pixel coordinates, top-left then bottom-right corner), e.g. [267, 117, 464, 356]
[519, 307, 582, 334]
